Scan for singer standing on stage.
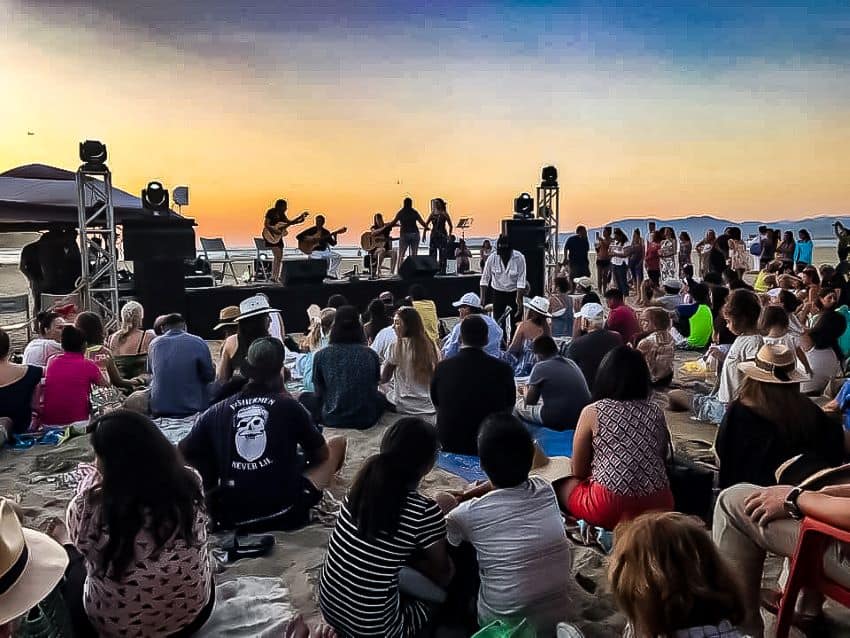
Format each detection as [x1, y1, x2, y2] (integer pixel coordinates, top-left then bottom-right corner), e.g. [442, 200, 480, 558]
[480, 234, 527, 331]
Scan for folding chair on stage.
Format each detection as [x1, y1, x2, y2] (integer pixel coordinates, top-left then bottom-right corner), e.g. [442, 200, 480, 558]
[253, 238, 273, 282]
[200, 237, 241, 285]
[0, 294, 32, 347]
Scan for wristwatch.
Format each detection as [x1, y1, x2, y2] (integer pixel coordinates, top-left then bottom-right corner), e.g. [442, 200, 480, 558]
[784, 486, 805, 520]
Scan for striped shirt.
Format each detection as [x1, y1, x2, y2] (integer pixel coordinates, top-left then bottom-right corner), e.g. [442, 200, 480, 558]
[319, 493, 446, 638]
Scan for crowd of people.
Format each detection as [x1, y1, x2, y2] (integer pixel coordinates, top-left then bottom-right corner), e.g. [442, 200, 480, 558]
[3, 223, 850, 638]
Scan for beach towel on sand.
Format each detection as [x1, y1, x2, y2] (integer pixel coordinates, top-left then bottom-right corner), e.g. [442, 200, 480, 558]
[196, 577, 295, 637]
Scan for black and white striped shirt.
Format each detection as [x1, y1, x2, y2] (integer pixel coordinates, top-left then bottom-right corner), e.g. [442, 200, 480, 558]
[319, 492, 446, 638]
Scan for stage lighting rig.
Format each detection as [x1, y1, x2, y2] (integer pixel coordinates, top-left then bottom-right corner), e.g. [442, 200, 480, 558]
[79, 140, 108, 171]
[142, 181, 170, 215]
[513, 192, 534, 219]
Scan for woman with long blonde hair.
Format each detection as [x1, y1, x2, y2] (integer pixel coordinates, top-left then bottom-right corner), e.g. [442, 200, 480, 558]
[380, 307, 439, 415]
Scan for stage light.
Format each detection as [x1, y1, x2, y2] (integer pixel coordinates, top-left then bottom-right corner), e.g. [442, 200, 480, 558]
[513, 192, 534, 219]
[79, 140, 108, 168]
[142, 181, 170, 214]
[541, 165, 558, 187]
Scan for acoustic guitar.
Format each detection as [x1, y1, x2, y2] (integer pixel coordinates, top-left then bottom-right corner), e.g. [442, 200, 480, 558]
[262, 211, 309, 244]
[298, 227, 347, 255]
[360, 223, 394, 251]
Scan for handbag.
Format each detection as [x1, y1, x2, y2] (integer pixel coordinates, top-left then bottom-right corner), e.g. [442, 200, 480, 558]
[472, 618, 537, 638]
[665, 431, 716, 523]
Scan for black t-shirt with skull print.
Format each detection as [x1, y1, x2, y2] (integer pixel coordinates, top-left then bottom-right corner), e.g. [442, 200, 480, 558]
[180, 388, 325, 526]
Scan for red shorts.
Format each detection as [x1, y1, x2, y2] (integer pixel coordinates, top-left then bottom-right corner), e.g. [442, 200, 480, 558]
[566, 480, 674, 531]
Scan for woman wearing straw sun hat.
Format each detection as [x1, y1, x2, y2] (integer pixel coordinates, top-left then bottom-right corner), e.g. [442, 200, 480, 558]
[217, 295, 280, 383]
[715, 343, 844, 489]
[507, 296, 552, 376]
[0, 498, 69, 633]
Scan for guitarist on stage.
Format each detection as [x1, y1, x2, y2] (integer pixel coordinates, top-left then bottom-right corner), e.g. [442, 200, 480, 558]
[367, 213, 395, 277]
[296, 215, 343, 279]
[263, 199, 307, 282]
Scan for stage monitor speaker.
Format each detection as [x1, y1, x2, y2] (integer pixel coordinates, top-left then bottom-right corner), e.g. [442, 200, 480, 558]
[283, 259, 328, 286]
[399, 255, 439, 280]
[502, 219, 546, 297]
[134, 259, 186, 326]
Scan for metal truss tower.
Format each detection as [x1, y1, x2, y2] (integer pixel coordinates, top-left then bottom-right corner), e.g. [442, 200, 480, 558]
[75, 165, 120, 328]
[536, 184, 560, 287]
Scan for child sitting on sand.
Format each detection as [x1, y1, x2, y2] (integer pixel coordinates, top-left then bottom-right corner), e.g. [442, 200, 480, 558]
[759, 304, 812, 375]
[635, 307, 675, 387]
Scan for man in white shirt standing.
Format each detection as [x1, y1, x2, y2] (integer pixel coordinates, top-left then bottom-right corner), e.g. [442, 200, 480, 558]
[480, 235, 527, 332]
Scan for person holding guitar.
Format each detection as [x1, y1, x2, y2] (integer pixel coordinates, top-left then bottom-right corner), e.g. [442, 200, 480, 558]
[361, 213, 396, 278]
[296, 215, 345, 279]
[263, 199, 308, 282]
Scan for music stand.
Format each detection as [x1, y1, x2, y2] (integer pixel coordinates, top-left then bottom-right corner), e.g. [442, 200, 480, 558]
[457, 217, 473, 240]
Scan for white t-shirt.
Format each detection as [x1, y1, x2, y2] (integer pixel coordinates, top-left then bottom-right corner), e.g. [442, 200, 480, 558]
[446, 476, 572, 636]
[22, 338, 62, 367]
[802, 347, 840, 395]
[610, 240, 630, 266]
[386, 339, 435, 416]
[481, 251, 527, 293]
[369, 325, 397, 363]
[717, 334, 763, 404]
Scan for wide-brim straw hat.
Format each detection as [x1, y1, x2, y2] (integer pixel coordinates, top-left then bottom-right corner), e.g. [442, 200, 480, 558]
[529, 444, 573, 484]
[213, 305, 240, 331]
[574, 276, 593, 290]
[0, 499, 69, 625]
[522, 296, 552, 318]
[738, 343, 809, 384]
[236, 295, 280, 322]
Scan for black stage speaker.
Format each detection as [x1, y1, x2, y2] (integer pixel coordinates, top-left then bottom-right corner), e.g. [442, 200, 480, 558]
[134, 260, 186, 326]
[501, 218, 546, 297]
[399, 255, 439, 280]
[122, 220, 196, 260]
[283, 259, 328, 286]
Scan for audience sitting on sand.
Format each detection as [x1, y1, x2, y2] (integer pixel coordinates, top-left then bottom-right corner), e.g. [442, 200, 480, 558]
[381, 307, 439, 416]
[715, 343, 845, 489]
[326, 294, 349, 310]
[41, 325, 108, 428]
[296, 307, 336, 394]
[547, 276, 574, 338]
[692, 289, 763, 424]
[442, 292, 503, 359]
[508, 296, 552, 376]
[363, 298, 391, 344]
[106, 300, 155, 355]
[319, 417, 453, 638]
[760, 304, 812, 375]
[713, 480, 850, 637]
[0, 496, 71, 637]
[799, 288, 846, 396]
[76, 311, 140, 395]
[557, 346, 673, 530]
[430, 315, 515, 455]
[146, 313, 215, 419]
[181, 338, 346, 531]
[66, 410, 214, 637]
[21, 309, 64, 367]
[566, 302, 622, 392]
[213, 305, 240, 344]
[299, 306, 387, 429]
[442, 415, 572, 637]
[635, 307, 675, 387]
[674, 281, 714, 349]
[0, 327, 43, 443]
[557, 511, 746, 638]
[217, 295, 277, 383]
[408, 284, 440, 344]
[654, 279, 685, 312]
[514, 336, 590, 431]
[603, 288, 638, 345]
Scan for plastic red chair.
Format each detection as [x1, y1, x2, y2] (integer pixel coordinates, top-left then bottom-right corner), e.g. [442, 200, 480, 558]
[775, 516, 850, 638]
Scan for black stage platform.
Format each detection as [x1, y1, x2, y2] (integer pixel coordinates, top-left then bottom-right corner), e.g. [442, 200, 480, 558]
[185, 274, 481, 339]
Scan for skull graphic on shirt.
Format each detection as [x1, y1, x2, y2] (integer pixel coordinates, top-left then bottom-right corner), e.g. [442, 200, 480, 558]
[234, 404, 269, 462]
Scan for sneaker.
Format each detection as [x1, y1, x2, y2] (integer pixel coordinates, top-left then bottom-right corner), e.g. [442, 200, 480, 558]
[557, 622, 585, 638]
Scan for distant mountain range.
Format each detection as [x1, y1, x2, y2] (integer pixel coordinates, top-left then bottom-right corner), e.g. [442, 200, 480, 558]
[568, 214, 849, 242]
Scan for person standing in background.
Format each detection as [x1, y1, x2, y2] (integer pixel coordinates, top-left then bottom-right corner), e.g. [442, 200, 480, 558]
[659, 227, 677, 282]
[629, 228, 645, 297]
[778, 231, 796, 270]
[610, 228, 631, 297]
[727, 227, 750, 279]
[481, 234, 527, 330]
[794, 228, 814, 267]
[678, 231, 692, 278]
[695, 229, 717, 278]
[479, 238, 493, 271]
[563, 226, 591, 290]
[595, 227, 613, 291]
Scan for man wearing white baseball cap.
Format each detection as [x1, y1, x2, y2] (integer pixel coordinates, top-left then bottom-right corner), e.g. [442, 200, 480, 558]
[566, 302, 623, 391]
[442, 292, 504, 359]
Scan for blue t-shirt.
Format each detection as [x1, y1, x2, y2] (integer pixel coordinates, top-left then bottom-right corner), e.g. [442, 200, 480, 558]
[836, 379, 850, 431]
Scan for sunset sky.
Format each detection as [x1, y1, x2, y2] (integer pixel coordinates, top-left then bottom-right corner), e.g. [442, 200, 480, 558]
[2, 0, 849, 244]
